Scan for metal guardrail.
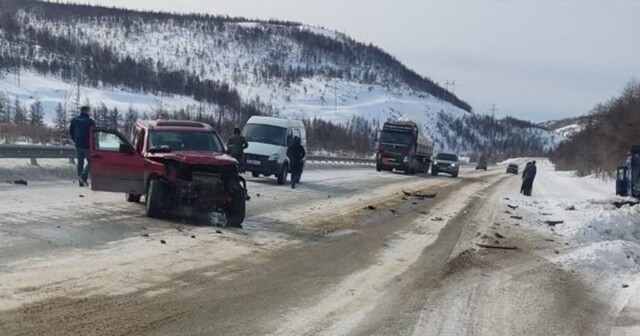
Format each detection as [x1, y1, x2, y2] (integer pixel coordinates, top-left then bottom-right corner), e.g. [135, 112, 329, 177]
[0, 144, 375, 165]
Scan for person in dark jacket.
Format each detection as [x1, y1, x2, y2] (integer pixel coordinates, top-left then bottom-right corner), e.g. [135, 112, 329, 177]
[69, 106, 96, 187]
[521, 161, 537, 196]
[286, 136, 305, 189]
[227, 128, 248, 173]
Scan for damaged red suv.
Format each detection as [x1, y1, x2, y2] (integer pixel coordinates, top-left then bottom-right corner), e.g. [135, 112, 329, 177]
[89, 120, 248, 227]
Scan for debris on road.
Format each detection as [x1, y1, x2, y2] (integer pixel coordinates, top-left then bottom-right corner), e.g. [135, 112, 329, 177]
[545, 220, 564, 226]
[510, 215, 523, 220]
[160, 239, 167, 244]
[507, 204, 518, 210]
[191, 235, 196, 239]
[365, 205, 376, 210]
[622, 284, 630, 288]
[475, 243, 518, 250]
[565, 205, 576, 211]
[389, 209, 397, 214]
[78, 195, 84, 198]
[14, 179, 28, 186]
[432, 217, 444, 221]
[141, 233, 149, 238]
[402, 190, 437, 199]
[494, 233, 505, 239]
[613, 200, 639, 209]
[216, 230, 223, 234]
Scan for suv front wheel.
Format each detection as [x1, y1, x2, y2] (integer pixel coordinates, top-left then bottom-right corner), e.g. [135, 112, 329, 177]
[226, 196, 246, 228]
[146, 179, 166, 218]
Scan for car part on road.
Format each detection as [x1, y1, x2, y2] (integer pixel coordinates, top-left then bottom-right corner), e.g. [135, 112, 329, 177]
[126, 193, 141, 203]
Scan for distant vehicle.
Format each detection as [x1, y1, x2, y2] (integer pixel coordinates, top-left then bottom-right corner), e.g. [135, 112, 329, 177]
[617, 145, 640, 198]
[88, 120, 248, 227]
[375, 119, 433, 174]
[242, 116, 307, 185]
[431, 152, 460, 178]
[506, 163, 519, 175]
[475, 158, 488, 171]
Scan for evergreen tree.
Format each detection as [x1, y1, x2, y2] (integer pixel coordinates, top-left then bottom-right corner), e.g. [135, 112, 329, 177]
[0, 92, 8, 123]
[54, 102, 67, 132]
[29, 99, 45, 125]
[13, 97, 27, 124]
[123, 106, 138, 138]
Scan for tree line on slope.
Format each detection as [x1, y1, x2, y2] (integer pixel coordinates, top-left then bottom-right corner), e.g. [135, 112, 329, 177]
[435, 112, 557, 159]
[0, 92, 377, 156]
[550, 81, 640, 176]
[0, 0, 471, 112]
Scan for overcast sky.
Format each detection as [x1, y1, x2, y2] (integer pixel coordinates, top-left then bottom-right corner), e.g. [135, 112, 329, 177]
[63, 0, 640, 121]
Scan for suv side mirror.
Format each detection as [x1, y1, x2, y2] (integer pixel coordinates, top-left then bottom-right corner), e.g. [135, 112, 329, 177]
[119, 143, 135, 154]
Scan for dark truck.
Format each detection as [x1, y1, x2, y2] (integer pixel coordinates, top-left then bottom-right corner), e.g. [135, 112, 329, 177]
[617, 145, 640, 198]
[375, 119, 433, 174]
[88, 120, 249, 227]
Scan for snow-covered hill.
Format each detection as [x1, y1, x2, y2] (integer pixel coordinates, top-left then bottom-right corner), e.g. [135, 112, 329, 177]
[0, 1, 559, 154]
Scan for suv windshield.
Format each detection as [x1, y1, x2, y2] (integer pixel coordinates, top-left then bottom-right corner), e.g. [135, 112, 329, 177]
[436, 153, 458, 161]
[148, 131, 223, 152]
[378, 131, 413, 145]
[243, 124, 287, 146]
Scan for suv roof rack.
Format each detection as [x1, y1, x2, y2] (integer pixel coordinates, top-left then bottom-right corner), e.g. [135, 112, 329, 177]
[155, 120, 206, 128]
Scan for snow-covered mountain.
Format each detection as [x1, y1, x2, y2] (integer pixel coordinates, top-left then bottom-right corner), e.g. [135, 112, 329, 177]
[0, 0, 559, 154]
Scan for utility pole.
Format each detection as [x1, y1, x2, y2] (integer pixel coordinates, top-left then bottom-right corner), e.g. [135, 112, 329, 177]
[489, 104, 497, 118]
[445, 80, 456, 96]
[489, 104, 498, 156]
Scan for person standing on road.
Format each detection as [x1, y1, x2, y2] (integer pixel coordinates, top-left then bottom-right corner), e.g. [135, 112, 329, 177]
[521, 161, 537, 196]
[227, 127, 248, 173]
[69, 106, 96, 187]
[287, 136, 306, 189]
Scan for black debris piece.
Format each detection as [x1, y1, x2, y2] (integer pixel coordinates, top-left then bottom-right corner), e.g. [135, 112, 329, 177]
[160, 239, 166, 244]
[510, 216, 523, 220]
[494, 233, 505, 239]
[545, 220, 564, 226]
[14, 180, 28, 186]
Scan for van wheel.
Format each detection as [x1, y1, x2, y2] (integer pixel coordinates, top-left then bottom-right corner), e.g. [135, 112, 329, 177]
[431, 168, 438, 176]
[146, 179, 166, 218]
[452, 172, 458, 178]
[226, 197, 246, 228]
[277, 164, 288, 185]
[126, 193, 141, 203]
[252, 172, 260, 178]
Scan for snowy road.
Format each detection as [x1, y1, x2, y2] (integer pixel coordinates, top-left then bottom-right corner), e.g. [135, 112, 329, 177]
[0, 161, 637, 335]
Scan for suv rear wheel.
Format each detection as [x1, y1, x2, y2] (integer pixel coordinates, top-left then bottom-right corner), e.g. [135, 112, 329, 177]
[146, 179, 166, 218]
[252, 171, 260, 178]
[126, 193, 141, 203]
[226, 197, 246, 228]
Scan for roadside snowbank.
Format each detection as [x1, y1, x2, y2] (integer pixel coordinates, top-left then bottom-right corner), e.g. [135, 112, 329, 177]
[503, 160, 640, 333]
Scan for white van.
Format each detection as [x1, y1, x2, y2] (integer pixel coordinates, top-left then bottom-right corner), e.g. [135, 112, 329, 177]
[242, 116, 307, 185]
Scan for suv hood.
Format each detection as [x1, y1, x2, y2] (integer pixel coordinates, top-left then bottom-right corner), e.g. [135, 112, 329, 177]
[434, 159, 458, 165]
[148, 151, 236, 166]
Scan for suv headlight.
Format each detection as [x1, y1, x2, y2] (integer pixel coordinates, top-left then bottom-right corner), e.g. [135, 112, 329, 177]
[268, 154, 280, 161]
[403, 156, 409, 163]
[451, 163, 457, 167]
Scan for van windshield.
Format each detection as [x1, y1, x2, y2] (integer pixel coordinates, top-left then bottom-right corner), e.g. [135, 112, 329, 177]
[243, 124, 287, 146]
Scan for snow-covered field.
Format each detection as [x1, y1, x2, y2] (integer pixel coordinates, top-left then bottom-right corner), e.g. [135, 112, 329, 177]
[0, 71, 201, 123]
[504, 160, 640, 335]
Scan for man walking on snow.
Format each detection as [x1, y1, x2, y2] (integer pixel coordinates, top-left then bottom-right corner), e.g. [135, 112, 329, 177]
[69, 106, 96, 187]
[287, 136, 305, 189]
[521, 160, 537, 196]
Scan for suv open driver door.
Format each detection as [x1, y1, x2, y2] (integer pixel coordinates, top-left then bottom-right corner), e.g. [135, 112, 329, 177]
[90, 128, 146, 194]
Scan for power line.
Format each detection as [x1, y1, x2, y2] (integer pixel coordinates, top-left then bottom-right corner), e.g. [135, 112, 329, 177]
[489, 104, 498, 118]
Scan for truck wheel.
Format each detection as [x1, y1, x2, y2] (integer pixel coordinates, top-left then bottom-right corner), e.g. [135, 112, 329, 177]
[146, 179, 166, 218]
[226, 197, 246, 228]
[252, 172, 260, 178]
[126, 193, 141, 203]
[277, 163, 288, 185]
